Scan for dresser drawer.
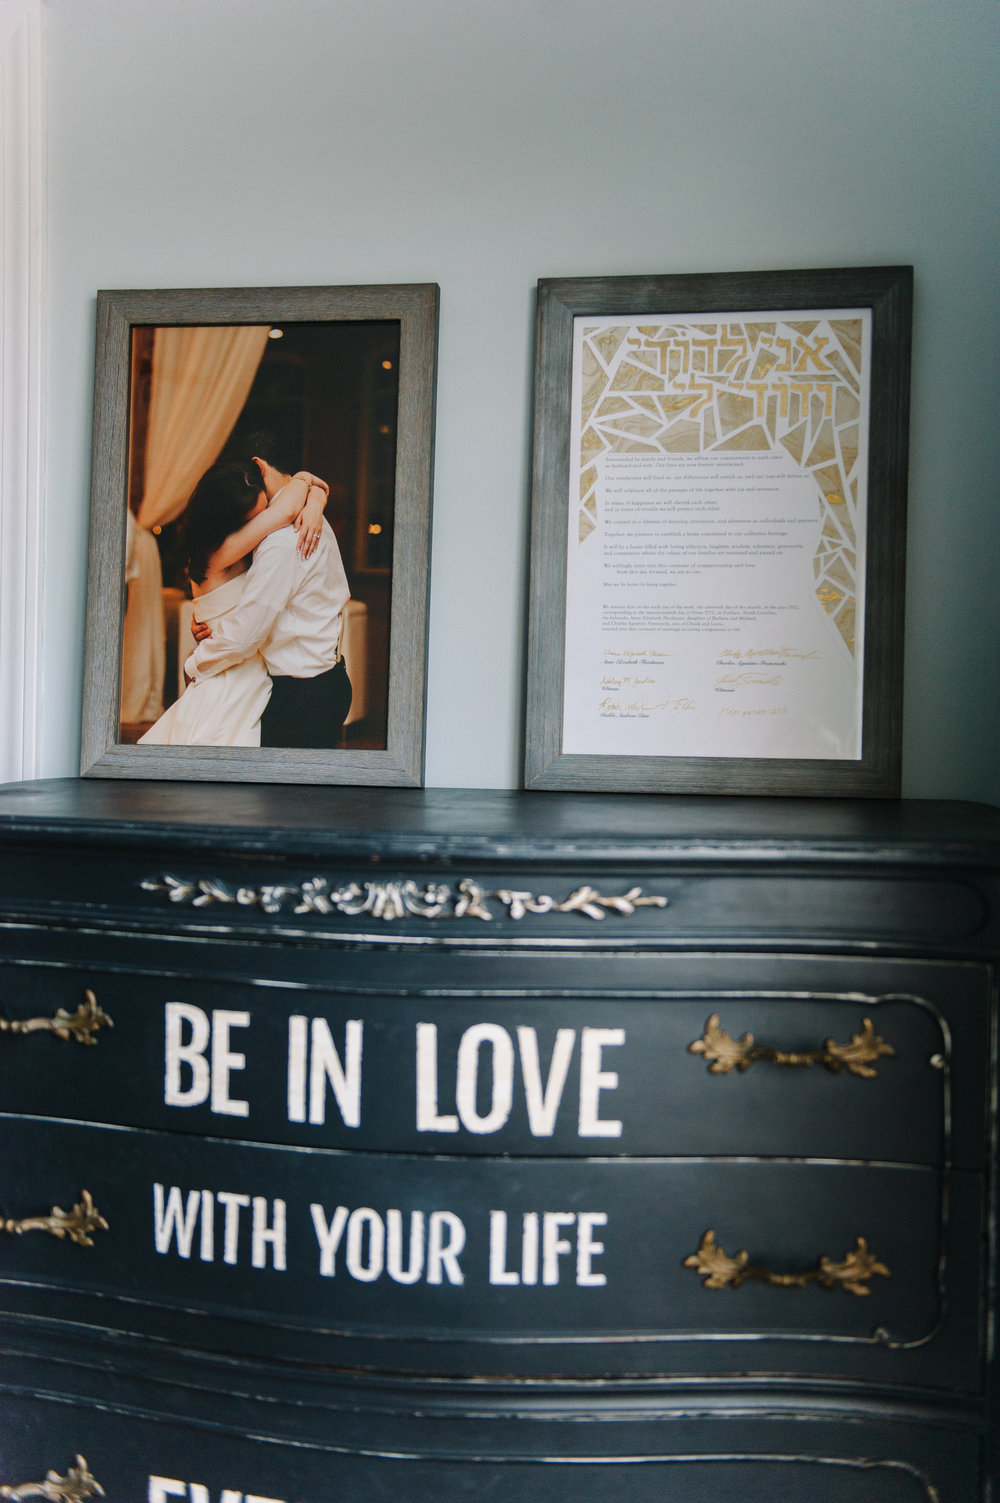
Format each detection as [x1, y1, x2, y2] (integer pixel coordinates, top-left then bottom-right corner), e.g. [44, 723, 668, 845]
[0, 1387, 983, 1501]
[0, 1117, 983, 1387]
[3, 832, 990, 950]
[0, 955, 987, 1167]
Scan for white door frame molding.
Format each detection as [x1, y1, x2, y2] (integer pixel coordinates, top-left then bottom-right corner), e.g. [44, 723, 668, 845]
[0, 0, 44, 784]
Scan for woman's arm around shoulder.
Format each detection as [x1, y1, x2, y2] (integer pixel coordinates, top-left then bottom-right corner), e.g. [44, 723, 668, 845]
[210, 474, 328, 570]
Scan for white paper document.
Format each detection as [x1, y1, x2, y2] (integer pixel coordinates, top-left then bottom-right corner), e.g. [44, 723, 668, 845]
[562, 311, 870, 761]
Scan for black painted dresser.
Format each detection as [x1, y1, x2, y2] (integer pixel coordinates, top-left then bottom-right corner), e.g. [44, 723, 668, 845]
[0, 780, 997, 1501]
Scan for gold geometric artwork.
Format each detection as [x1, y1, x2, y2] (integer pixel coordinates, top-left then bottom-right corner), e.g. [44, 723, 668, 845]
[578, 317, 866, 654]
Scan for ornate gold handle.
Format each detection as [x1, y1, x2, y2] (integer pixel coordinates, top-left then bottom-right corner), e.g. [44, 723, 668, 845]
[684, 1229, 890, 1295]
[1, 1190, 108, 1247]
[689, 1013, 895, 1077]
[0, 1456, 103, 1500]
[0, 990, 112, 1046]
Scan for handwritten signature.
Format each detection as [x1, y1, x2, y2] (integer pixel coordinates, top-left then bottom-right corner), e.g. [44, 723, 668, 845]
[603, 648, 675, 659]
[599, 695, 696, 716]
[719, 706, 789, 719]
[600, 675, 656, 689]
[718, 645, 818, 661]
[715, 671, 783, 688]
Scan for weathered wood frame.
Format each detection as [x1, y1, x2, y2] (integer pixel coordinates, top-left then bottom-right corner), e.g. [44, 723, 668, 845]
[81, 284, 438, 786]
[524, 267, 912, 796]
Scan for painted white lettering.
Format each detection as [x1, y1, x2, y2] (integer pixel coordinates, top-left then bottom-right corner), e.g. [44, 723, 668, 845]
[217, 1190, 251, 1265]
[164, 1003, 211, 1107]
[312, 1203, 461, 1286]
[576, 1212, 608, 1286]
[490, 1210, 606, 1286]
[517, 1027, 575, 1136]
[578, 1027, 625, 1137]
[521, 1211, 539, 1285]
[456, 1023, 515, 1134]
[426, 1210, 466, 1284]
[417, 1021, 626, 1139]
[345, 1206, 384, 1282]
[542, 1211, 576, 1285]
[415, 1023, 458, 1132]
[386, 1208, 425, 1284]
[309, 1017, 363, 1127]
[150, 1488, 283, 1503]
[147, 1482, 186, 1502]
[199, 1189, 215, 1262]
[311, 1202, 350, 1277]
[489, 1209, 519, 1285]
[152, 1184, 200, 1259]
[252, 1196, 286, 1271]
[287, 1014, 308, 1122]
[211, 1010, 251, 1118]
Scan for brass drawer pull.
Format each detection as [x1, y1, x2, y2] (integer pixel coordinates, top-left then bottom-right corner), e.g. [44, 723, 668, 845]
[689, 1013, 895, 1077]
[0, 990, 112, 1046]
[684, 1229, 890, 1295]
[0, 1455, 103, 1500]
[1, 1190, 108, 1248]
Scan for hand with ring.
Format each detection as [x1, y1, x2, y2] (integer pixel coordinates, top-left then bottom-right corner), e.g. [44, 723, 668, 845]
[294, 481, 327, 558]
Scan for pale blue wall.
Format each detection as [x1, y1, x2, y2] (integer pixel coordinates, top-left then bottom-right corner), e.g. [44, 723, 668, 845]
[41, 0, 999, 797]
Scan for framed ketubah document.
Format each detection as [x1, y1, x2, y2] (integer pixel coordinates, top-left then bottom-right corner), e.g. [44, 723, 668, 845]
[524, 267, 912, 796]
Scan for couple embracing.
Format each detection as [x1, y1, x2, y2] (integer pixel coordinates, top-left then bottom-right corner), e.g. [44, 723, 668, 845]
[141, 433, 352, 749]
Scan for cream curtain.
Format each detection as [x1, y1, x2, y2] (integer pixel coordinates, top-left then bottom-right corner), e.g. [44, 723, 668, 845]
[123, 323, 269, 723]
[136, 324, 270, 529]
[120, 510, 166, 722]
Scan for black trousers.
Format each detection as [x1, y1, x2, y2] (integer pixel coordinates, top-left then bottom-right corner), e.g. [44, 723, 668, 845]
[259, 659, 353, 749]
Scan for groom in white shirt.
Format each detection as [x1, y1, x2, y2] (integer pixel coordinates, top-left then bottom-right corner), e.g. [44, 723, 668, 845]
[185, 437, 352, 748]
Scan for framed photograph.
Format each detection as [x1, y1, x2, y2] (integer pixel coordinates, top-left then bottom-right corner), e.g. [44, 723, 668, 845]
[81, 283, 438, 785]
[525, 267, 912, 796]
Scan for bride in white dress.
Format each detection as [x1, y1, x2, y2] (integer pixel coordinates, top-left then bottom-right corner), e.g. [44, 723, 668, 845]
[140, 460, 327, 747]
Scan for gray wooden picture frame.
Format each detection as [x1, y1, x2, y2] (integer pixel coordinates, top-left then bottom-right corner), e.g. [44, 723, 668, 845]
[524, 266, 912, 797]
[81, 283, 438, 786]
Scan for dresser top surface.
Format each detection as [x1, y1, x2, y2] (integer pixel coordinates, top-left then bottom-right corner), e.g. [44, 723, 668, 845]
[0, 779, 998, 866]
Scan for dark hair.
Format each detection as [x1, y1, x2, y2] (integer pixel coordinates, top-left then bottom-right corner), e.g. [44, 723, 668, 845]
[243, 428, 299, 477]
[182, 459, 263, 586]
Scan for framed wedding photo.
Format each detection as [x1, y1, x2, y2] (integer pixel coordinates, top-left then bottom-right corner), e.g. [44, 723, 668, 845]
[524, 266, 912, 796]
[81, 283, 438, 785]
